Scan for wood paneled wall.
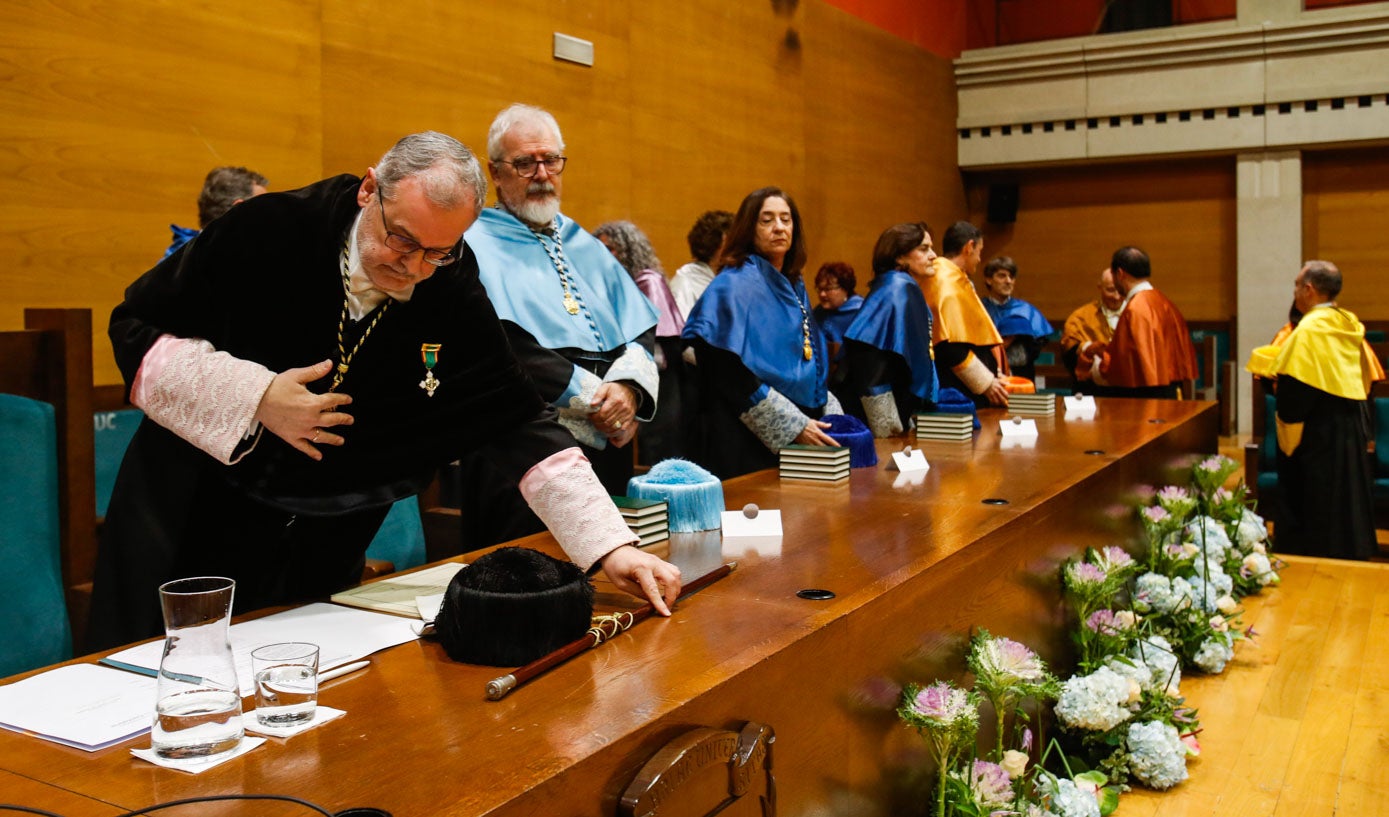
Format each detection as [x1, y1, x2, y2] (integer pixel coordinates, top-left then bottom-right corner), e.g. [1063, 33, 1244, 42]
[965, 158, 1238, 322]
[1302, 147, 1389, 319]
[1, 0, 962, 385]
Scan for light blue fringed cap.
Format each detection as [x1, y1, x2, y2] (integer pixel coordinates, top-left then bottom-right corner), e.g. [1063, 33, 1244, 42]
[626, 458, 725, 532]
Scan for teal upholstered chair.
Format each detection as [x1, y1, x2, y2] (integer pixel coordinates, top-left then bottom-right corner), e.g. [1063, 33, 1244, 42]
[0, 309, 98, 657]
[0, 393, 73, 675]
[1244, 378, 1280, 525]
[94, 408, 143, 518]
[365, 498, 428, 572]
[1374, 398, 1389, 507]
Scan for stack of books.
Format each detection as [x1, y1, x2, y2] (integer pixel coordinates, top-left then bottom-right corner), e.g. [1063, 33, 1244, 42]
[778, 445, 851, 483]
[915, 412, 974, 442]
[1007, 393, 1056, 416]
[612, 495, 670, 548]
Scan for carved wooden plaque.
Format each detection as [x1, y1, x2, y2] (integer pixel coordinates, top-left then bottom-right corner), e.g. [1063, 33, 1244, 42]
[618, 722, 775, 817]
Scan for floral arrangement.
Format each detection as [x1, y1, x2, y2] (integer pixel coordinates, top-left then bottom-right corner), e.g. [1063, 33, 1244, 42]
[895, 453, 1283, 814]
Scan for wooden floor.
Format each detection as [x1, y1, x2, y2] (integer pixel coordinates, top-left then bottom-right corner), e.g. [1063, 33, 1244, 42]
[1121, 555, 1389, 816]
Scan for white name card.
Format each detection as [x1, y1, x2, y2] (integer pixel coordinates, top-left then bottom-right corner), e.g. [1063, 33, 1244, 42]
[999, 417, 1039, 437]
[720, 507, 783, 556]
[1064, 394, 1097, 417]
[888, 447, 930, 474]
[893, 469, 929, 488]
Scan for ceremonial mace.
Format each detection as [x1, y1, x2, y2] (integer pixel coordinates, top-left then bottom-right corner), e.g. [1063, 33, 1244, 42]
[485, 560, 737, 700]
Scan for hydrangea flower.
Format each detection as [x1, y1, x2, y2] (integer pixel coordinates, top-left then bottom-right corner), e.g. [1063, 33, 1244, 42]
[1055, 666, 1134, 732]
[1103, 654, 1152, 693]
[1127, 720, 1189, 790]
[1193, 635, 1234, 674]
[1130, 635, 1181, 696]
[1133, 573, 1178, 614]
[1185, 516, 1231, 561]
[1034, 773, 1101, 817]
[1184, 571, 1233, 612]
[1235, 508, 1269, 551]
[1241, 552, 1278, 586]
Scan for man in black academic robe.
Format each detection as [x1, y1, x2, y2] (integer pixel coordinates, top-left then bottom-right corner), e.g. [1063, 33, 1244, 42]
[1246, 260, 1379, 560]
[90, 132, 680, 650]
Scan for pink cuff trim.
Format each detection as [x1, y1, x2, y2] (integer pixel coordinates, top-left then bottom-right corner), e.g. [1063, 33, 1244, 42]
[519, 446, 590, 502]
[130, 334, 185, 408]
[130, 335, 276, 465]
[523, 453, 637, 571]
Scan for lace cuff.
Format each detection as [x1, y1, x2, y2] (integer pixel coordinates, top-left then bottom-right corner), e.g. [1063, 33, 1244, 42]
[861, 391, 904, 437]
[739, 387, 809, 452]
[556, 367, 606, 449]
[824, 391, 842, 416]
[952, 353, 996, 395]
[130, 335, 275, 465]
[523, 454, 637, 571]
[606, 342, 659, 421]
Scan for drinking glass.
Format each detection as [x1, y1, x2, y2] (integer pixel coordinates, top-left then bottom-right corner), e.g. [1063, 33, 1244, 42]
[251, 642, 320, 726]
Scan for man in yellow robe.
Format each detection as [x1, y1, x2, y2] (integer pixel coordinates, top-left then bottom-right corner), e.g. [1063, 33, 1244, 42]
[1059, 267, 1123, 384]
[1247, 260, 1378, 560]
[921, 221, 1009, 407]
[1079, 247, 1198, 398]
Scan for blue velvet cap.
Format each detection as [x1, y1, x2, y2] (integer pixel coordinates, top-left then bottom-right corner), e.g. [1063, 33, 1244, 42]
[627, 458, 725, 532]
[822, 414, 878, 468]
[929, 387, 981, 430]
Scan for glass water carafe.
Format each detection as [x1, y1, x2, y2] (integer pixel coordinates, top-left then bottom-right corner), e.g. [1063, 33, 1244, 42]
[151, 576, 245, 759]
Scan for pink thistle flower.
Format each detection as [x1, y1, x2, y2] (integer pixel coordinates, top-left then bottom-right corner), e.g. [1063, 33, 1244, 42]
[968, 760, 1015, 809]
[1068, 562, 1106, 586]
[1085, 609, 1129, 635]
[1099, 546, 1135, 570]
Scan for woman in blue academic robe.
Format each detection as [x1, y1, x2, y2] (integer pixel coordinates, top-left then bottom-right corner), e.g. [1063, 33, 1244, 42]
[843, 222, 940, 436]
[682, 187, 840, 478]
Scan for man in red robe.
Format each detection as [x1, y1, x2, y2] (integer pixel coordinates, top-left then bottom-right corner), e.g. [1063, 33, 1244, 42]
[1079, 246, 1198, 398]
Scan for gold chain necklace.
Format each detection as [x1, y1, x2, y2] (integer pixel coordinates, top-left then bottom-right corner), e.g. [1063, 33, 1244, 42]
[331, 239, 391, 392]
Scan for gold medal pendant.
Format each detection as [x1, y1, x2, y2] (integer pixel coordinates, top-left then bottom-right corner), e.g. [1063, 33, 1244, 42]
[803, 340, 813, 361]
[563, 293, 580, 315]
[419, 343, 442, 397]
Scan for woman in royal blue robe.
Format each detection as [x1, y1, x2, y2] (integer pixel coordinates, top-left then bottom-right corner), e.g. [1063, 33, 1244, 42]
[843, 223, 940, 436]
[682, 187, 840, 478]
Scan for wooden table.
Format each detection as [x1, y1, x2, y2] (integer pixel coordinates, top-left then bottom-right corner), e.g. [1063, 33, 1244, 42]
[0, 399, 1216, 816]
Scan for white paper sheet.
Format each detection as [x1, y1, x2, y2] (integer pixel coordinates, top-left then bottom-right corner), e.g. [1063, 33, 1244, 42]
[0, 664, 156, 751]
[105, 603, 420, 695]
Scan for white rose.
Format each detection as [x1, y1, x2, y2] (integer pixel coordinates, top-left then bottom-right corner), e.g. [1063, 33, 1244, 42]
[1251, 540, 1266, 554]
[1209, 615, 1228, 632]
[1001, 749, 1029, 778]
[1181, 542, 1200, 558]
[1215, 595, 1237, 615]
[1114, 610, 1138, 630]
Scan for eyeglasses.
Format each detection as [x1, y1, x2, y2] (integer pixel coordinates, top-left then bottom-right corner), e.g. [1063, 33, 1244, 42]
[376, 194, 458, 267]
[498, 154, 567, 179]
